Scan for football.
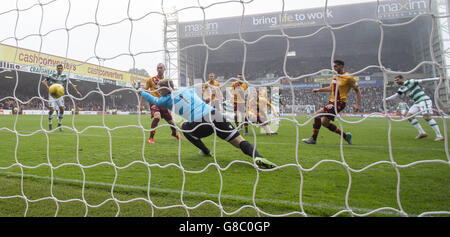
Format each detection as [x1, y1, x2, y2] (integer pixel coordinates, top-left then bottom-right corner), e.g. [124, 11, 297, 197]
[49, 83, 64, 98]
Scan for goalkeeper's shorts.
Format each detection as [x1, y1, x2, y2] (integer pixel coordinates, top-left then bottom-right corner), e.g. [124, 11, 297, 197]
[181, 110, 241, 142]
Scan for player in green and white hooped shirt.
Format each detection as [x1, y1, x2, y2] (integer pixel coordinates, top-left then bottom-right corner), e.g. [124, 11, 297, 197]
[385, 75, 444, 141]
[396, 100, 409, 118]
[42, 64, 82, 131]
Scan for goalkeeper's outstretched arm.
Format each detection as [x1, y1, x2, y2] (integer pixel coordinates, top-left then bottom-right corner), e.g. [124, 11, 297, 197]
[139, 90, 171, 109]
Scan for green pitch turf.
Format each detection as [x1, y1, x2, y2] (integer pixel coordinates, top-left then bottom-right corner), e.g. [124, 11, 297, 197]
[0, 114, 448, 217]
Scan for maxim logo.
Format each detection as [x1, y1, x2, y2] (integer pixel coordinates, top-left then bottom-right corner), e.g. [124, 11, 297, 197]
[378, 0, 427, 14]
[182, 22, 219, 37]
[184, 22, 218, 32]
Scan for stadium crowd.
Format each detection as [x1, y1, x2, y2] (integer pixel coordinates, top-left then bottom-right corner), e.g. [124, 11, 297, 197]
[0, 71, 441, 115]
[0, 86, 137, 112]
[279, 85, 439, 115]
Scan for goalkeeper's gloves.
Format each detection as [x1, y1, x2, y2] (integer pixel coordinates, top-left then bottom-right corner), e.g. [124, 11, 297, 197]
[134, 82, 143, 95]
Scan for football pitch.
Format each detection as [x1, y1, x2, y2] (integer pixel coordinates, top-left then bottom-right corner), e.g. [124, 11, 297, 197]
[0, 114, 448, 217]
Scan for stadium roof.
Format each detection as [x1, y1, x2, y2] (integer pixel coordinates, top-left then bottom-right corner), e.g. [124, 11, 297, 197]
[178, 0, 430, 39]
[177, 0, 434, 80]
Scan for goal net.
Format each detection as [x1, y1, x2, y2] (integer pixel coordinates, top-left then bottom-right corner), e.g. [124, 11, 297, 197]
[0, 0, 449, 218]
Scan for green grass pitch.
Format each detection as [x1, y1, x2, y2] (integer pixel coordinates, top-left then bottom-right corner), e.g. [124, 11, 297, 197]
[0, 114, 448, 217]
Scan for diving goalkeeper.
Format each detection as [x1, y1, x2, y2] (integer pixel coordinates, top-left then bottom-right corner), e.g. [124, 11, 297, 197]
[137, 79, 277, 169]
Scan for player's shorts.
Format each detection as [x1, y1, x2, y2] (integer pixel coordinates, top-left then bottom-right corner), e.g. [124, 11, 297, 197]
[181, 110, 241, 142]
[400, 109, 407, 116]
[408, 100, 433, 115]
[322, 100, 346, 121]
[48, 94, 64, 109]
[150, 103, 173, 120]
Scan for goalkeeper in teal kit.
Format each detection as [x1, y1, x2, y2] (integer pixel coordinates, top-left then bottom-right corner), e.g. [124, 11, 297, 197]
[137, 79, 277, 169]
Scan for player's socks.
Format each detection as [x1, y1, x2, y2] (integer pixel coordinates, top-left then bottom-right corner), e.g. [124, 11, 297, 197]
[58, 113, 63, 123]
[311, 117, 321, 140]
[172, 133, 183, 140]
[48, 112, 53, 130]
[426, 118, 442, 138]
[410, 118, 426, 135]
[311, 130, 319, 140]
[325, 123, 347, 140]
[56, 113, 63, 131]
[170, 126, 177, 137]
[150, 118, 160, 138]
[169, 125, 183, 140]
[239, 141, 262, 158]
[183, 132, 210, 155]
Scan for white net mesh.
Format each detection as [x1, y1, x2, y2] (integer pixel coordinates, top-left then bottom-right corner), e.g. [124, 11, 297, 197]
[0, 0, 449, 217]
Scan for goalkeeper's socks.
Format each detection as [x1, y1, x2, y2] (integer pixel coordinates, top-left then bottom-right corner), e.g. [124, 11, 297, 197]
[410, 118, 426, 134]
[426, 118, 442, 137]
[239, 141, 262, 158]
[183, 132, 210, 155]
